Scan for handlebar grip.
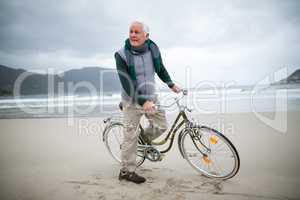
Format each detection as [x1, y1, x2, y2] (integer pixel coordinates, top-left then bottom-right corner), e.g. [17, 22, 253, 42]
[182, 89, 188, 95]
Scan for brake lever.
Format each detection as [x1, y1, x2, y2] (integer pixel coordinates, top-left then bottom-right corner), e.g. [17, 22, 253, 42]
[186, 107, 192, 112]
[182, 89, 188, 95]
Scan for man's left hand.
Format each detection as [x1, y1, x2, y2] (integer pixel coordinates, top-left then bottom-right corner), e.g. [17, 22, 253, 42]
[171, 85, 181, 93]
[143, 100, 155, 113]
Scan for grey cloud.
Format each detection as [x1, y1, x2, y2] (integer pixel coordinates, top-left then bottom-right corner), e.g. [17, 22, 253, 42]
[0, 0, 126, 56]
[1, 0, 300, 53]
[0, 0, 299, 78]
[156, 0, 300, 48]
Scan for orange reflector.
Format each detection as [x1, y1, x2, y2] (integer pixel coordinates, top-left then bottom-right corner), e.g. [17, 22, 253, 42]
[202, 155, 212, 165]
[210, 135, 218, 145]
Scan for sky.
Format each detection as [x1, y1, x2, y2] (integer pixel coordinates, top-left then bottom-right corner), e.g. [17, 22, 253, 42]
[0, 0, 300, 86]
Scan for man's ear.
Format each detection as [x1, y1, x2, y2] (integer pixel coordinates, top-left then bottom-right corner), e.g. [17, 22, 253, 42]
[146, 33, 149, 38]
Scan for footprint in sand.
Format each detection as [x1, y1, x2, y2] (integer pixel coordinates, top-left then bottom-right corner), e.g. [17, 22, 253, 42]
[140, 168, 153, 172]
[193, 178, 224, 194]
[96, 192, 106, 200]
[160, 177, 224, 195]
[142, 179, 188, 200]
[66, 180, 101, 186]
[166, 178, 192, 189]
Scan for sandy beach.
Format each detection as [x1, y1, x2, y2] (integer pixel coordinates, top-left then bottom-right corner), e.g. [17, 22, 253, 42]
[0, 111, 300, 200]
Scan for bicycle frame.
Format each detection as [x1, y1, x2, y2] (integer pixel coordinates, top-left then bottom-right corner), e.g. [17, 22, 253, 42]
[102, 89, 240, 179]
[103, 89, 193, 153]
[139, 110, 190, 153]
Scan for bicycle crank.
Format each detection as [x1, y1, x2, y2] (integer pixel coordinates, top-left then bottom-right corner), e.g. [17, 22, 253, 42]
[144, 146, 162, 162]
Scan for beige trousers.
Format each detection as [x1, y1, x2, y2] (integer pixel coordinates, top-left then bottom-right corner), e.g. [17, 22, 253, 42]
[121, 102, 168, 172]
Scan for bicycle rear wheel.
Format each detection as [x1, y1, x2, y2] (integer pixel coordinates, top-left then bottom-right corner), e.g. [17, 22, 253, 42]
[179, 126, 240, 179]
[103, 122, 145, 166]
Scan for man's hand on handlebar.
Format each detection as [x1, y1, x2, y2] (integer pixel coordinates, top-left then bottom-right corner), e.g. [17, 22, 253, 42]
[143, 85, 183, 113]
[143, 100, 155, 113]
[171, 84, 181, 93]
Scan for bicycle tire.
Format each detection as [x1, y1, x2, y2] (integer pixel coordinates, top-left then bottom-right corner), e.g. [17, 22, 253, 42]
[103, 122, 145, 167]
[179, 126, 240, 180]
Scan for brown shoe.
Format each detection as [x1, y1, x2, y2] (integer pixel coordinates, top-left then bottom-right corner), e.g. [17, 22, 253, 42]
[119, 170, 146, 184]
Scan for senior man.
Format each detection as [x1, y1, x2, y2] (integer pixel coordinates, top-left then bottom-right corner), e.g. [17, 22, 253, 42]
[115, 21, 180, 184]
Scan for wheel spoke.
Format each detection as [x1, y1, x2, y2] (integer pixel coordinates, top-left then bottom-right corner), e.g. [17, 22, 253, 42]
[112, 131, 121, 146]
[105, 123, 145, 166]
[185, 150, 202, 157]
[181, 127, 239, 179]
[211, 156, 223, 176]
[213, 142, 227, 152]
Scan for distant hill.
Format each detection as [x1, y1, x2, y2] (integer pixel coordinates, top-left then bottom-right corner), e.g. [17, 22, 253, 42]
[0, 65, 121, 96]
[0, 65, 25, 93]
[61, 67, 120, 94]
[273, 68, 300, 85]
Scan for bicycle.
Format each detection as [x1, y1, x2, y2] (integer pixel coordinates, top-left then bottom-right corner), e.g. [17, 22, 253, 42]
[102, 90, 240, 180]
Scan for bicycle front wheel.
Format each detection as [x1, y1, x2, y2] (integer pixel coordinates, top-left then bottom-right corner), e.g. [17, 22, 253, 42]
[103, 122, 145, 166]
[179, 126, 240, 180]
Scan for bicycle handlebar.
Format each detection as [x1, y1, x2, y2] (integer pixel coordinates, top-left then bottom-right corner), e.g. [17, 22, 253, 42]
[155, 89, 188, 109]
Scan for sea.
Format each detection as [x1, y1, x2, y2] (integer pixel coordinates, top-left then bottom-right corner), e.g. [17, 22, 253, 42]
[0, 84, 299, 119]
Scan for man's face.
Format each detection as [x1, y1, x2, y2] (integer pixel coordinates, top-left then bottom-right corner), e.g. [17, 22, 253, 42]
[129, 23, 148, 47]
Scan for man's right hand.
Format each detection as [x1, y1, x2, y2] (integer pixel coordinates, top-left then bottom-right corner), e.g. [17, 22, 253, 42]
[143, 101, 155, 113]
[171, 84, 181, 93]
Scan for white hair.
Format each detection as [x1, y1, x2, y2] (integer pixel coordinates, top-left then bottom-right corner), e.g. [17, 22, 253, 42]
[142, 23, 150, 34]
[130, 21, 150, 35]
